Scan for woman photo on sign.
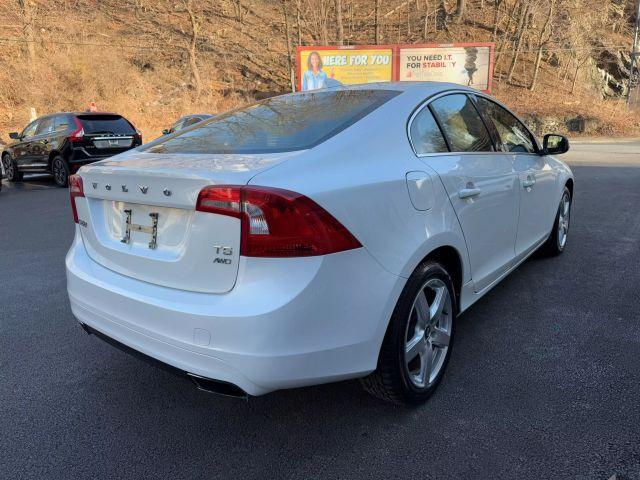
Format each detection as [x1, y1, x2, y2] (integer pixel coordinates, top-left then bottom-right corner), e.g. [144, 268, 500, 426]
[302, 51, 328, 91]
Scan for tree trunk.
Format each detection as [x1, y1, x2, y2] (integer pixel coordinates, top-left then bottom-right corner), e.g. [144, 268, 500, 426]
[530, 0, 555, 91]
[492, 0, 502, 44]
[320, 0, 329, 44]
[18, 0, 36, 66]
[336, 0, 344, 45]
[184, 0, 202, 98]
[507, 1, 530, 84]
[454, 0, 465, 23]
[295, 0, 302, 45]
[375, 0, 381, 44]
[282, 0, 295, 91]
[571, 64, 580, 93]
[436, 0, 447, 31]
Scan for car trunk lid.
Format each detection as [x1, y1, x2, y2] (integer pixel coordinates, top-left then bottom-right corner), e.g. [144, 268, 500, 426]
[76, 150, 300, 293]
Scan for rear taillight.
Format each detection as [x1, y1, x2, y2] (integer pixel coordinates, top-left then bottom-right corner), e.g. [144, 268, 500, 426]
[134, 131, 142, 144]
[69, 117, 84, 142]
[196, 186, 361, 257]
[69, 174, 84, 223]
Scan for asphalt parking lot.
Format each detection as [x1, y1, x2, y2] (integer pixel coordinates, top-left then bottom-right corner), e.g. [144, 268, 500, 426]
[1, 141, 639, 479]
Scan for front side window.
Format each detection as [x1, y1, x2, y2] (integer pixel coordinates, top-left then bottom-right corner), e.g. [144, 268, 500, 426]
[145, 89, 400, 155]
[171, 119, 186, 132]
[475, 97, 535, 153]
[22, 121, 39, 139]
[429, 94, 493, 152]
[409, 107, 448, 155]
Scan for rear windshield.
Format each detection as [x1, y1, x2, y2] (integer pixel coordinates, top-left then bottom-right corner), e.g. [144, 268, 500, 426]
[77, 115, 136, 135]
[144, 90, 400, 154]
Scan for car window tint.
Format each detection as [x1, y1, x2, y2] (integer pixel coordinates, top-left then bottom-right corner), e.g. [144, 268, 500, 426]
[22, 121, 39, 138]
[475, 97, 535, 153]
[36, 117, 55, 135]
[54, 115, 72, 132]
[410, 107, 448, 154]
[77, 115, 136, 135]
[429, 94, 493, 152]
[145, 89, 401, 154]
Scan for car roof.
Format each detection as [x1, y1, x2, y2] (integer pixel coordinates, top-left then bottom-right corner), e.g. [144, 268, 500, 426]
[30, 112, 124, 120]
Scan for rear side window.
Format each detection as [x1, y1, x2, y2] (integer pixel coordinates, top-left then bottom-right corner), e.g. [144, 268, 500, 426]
[54, 115, 72, 133]
[430, 94, 493, 152]
[77, 115, 136, 135]
[409, 108, 448, 154]
[145, 90, 401, 154]
[36, 117, 55, 135]
[474, 97, 536, 153]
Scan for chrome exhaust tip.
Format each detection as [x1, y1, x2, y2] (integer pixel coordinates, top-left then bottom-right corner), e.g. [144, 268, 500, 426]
[187, 373, 249, 399]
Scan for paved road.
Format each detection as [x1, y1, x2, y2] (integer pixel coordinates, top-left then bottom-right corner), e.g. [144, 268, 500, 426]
[1, 143, 639, 479]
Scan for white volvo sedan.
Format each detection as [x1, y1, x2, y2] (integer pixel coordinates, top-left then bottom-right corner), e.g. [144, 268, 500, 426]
[66, 83, 573, 404]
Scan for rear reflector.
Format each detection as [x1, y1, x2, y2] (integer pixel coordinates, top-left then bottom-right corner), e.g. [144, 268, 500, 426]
[69, 174, 84, 223]
[196, 186, 361, 257]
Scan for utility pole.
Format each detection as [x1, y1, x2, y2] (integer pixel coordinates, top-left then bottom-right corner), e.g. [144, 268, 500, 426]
[628, 0, 640, 106]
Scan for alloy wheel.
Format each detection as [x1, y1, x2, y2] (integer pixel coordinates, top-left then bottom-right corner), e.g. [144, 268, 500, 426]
[53, 159, 67, 186]
[3, 156, 14, 181]
[557, 192, 571, 248]
[404, 278, 453, 388]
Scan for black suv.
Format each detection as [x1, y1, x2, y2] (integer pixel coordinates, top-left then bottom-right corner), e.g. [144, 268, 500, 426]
[1, 112, 142, 187]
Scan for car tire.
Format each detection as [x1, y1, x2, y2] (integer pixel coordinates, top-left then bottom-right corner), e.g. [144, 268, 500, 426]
[361, 261, 457, 405]
[2, 154, 23, 182]
[540, 186, 571, 256]
[51, 156, 69, 187]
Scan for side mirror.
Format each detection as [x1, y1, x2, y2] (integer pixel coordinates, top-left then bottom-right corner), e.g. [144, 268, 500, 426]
[9, 132, 20, 140]
[542, 134, 569, 155]
[162, 129, 171, 135]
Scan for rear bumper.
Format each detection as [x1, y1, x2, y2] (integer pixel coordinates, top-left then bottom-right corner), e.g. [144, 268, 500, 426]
[70, 146, 134, 163]
[66, 227, 403, 395]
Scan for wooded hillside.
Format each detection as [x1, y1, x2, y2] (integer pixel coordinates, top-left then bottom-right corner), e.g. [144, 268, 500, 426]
[0, 0, 638, 140]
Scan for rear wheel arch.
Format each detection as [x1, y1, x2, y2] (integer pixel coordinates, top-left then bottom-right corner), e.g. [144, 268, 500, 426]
[47, 150, 64, 170]
[415, 245, 463, 312]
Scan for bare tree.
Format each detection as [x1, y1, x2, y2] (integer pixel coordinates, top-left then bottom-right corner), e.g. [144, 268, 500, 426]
[17, 0, 36, 66]
[492, 0, 503, 44]
[507, 1, 531, 84]
[296, 0, 303, 45]
[282, 0, 295, 91]
[233, 0, 244, 22]
[375, 0, 381, 44]
[336, 0, 344, 45]
[436, 0, 448, 30]
[454, 0, 465, 23]
[530, 0, 556, 91]
[181, 0, 202, 98]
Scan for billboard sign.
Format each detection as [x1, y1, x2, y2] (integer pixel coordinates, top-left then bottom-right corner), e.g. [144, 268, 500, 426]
[297, 46, 394, 91]
[296, 43, 494, 93]
[398, 43, 493, 92]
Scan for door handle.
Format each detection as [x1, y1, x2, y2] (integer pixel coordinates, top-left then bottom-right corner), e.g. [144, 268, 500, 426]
[458, 187, 482, 199]
[522, 176, 536, 188]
